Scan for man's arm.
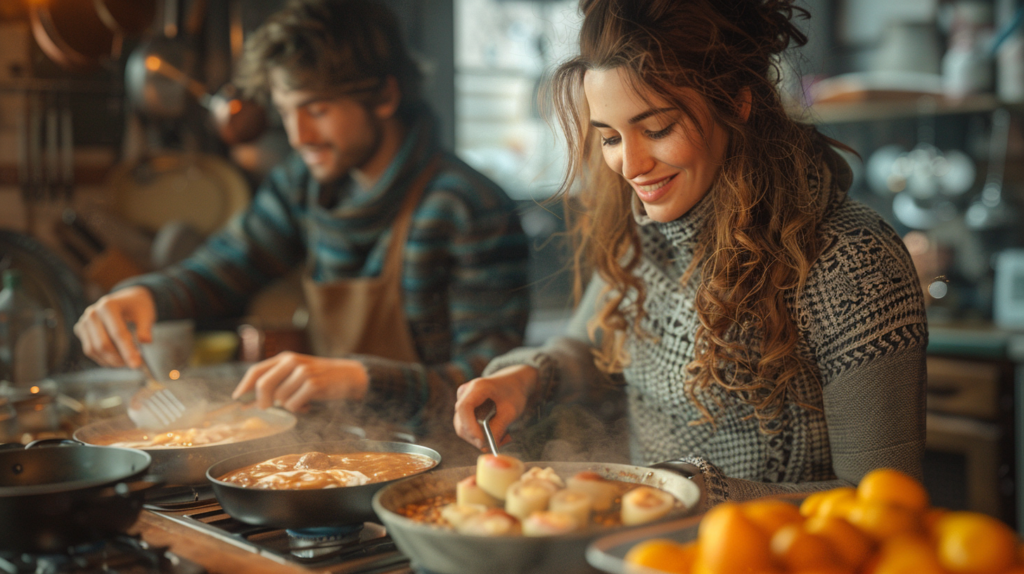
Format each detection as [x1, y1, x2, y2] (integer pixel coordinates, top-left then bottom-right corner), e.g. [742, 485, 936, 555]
[118, 159, 308, 320]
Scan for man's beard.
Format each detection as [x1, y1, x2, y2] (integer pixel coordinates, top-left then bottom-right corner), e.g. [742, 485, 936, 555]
[304, 116, 383, 184]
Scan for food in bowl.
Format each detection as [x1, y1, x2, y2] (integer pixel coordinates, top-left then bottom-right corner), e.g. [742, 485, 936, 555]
[87, 416, 280, 448]
[396, 455, 682, 536]
[217, 451, 438, 490]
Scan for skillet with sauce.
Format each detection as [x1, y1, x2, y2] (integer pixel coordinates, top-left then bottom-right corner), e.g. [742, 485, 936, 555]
[218, 450, 438, 490]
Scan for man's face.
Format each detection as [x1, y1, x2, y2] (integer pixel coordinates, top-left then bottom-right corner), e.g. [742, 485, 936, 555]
[269, 72, 383, 183]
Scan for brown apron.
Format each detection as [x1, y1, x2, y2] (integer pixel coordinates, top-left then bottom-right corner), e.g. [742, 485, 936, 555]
[302, 157, 440, 363]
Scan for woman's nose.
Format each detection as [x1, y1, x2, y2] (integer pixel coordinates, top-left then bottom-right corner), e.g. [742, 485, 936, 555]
[620, 139, 654, 180]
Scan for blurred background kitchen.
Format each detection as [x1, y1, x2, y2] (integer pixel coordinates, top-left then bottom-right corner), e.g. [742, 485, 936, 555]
[0, 0, 1023, 529]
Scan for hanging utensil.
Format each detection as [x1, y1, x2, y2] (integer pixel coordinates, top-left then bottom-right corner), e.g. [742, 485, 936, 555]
[966, 108, 1015, 230]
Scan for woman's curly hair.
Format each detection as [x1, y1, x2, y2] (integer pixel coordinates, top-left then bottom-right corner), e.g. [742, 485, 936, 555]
[550, 0, 846, 432]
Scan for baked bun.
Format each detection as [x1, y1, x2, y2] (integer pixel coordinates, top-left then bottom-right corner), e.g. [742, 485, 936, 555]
[456, 508, 523, 536]
[457, 475, 500, 507]
[505, 478, 558, 520]
[621, 486, 675, 526]
[476, 454, 525, 500]
[522, 510, 579, 536]
[566, 471, 616, 511]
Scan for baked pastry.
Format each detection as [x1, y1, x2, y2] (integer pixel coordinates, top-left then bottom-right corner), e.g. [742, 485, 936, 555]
[457, 475, 500, 508]
[505, 478, 558, 520]
[621, 486, 675, 526]
[476, 454, 525, 500]
[456, 508, 523, 536]
[522, 511, 579, 536]
[566, 471, 616, 511]
[549, 488, 593, 527]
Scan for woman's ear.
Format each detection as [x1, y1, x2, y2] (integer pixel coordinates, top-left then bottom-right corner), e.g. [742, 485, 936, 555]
[373, 76, 402, 120]
[737, 87, 752, 122]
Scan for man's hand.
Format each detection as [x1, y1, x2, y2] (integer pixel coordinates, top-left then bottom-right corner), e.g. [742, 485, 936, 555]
[232, 352, 370, 412]
[453, 364, 538, 451]
[73, 286, 156, 368]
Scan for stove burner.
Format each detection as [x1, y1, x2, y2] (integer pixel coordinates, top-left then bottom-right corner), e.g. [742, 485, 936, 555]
[286, 525, 364, 560]
[0, 534, 205, 574]
[143, 485, 217, 511]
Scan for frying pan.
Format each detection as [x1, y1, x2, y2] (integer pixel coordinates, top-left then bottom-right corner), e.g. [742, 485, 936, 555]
[371, 461, 703, 574]
[74, 406, 297, 486]
[206, 440, 442, 528]
[0, 440, 159, 553]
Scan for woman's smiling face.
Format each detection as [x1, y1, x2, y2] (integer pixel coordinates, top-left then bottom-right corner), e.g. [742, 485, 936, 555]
[583, 67, 729, 223]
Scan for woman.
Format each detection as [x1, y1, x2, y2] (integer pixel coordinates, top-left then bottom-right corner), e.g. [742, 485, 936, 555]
[453, 0, 927, 506]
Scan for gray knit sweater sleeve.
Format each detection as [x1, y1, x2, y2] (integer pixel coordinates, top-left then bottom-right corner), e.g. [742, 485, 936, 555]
[701, 202, 929, 505]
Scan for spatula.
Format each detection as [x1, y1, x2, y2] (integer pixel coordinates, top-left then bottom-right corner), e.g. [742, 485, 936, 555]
[127, 327, 207, 431]
[474, 398, 499, 455]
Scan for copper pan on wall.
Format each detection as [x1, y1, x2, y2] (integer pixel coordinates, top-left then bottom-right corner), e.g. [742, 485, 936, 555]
[30, 0, 156, 71]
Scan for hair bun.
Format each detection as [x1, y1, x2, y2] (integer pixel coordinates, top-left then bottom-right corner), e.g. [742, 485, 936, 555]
[718, 0, 809, 55]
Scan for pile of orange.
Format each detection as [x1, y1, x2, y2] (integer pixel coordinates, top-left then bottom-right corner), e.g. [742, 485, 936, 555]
[624, 468, 1023, 574]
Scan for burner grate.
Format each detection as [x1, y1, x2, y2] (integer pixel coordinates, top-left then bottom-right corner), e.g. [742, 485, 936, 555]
[159, 505, 410, 574]
[0, 534, 206, 574]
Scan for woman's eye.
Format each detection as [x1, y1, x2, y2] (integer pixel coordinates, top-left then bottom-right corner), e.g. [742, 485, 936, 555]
[601, 135, 621, 146]
[646, 124, 674, 140]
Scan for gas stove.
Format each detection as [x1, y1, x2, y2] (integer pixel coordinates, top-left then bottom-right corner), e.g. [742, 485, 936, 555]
[0, 534, 206, 574]
[143, 492, 413, 574]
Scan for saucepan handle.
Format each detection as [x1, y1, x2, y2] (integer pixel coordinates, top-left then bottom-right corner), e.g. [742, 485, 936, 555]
[24, 438, 82, 449]
[97, 474, 166, 499]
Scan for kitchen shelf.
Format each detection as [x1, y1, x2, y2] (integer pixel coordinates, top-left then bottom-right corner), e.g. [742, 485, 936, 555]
[789, 93, 1023, 125]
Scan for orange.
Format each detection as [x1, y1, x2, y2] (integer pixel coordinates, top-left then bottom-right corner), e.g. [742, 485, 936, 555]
[790, 569, 852, 574]
[697, 502, 772, 574]
[814, 487, 857, 520]
[770, 523, 839, 571]
[845, 500, 922, 541]
[804, 514, 874, 570]
[742, 499, 804, 536]
[934, 511, 1018, 574]
[857, 469, 929, 513]
[800, 490, 829, 518]
[872, 535, 945, 574]
[625, 538, 697, 574]
[923, 508, 949, 537]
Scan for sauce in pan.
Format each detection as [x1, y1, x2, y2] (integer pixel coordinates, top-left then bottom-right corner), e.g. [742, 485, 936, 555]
[218, 451, 437, 490]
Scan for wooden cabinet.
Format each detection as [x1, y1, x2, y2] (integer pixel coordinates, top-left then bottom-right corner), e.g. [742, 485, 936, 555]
[924, 356, 1016, 525]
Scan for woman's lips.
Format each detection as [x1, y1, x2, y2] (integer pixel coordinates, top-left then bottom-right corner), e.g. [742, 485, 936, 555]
[632, 174, 676, 203]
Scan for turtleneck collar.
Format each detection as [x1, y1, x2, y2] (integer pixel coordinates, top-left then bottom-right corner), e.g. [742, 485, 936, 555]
[631, 188, 714, 246]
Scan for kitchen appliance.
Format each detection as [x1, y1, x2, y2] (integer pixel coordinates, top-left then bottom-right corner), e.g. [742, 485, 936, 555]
[206, 439, 442, 528]
[994, 249, 1024, 330]
[372, 461, 703, 574]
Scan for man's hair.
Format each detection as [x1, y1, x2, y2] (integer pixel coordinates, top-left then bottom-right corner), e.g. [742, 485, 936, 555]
[235, 0, 422, 123]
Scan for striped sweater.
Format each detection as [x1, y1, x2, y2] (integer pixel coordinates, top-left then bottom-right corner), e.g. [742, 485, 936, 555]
[121, 113, 531, 430]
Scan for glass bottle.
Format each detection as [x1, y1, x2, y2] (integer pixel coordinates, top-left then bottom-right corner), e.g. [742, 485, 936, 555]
[0, 269, 48, 385]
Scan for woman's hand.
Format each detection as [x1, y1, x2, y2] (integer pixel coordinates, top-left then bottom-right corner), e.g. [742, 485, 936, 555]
[73, 286, 156, 369]
[453, 365, 539, 451]
[232, 352, 369, 412]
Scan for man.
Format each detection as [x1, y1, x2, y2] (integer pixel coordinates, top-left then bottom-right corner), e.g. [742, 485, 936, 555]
[74, 0, 530, 432]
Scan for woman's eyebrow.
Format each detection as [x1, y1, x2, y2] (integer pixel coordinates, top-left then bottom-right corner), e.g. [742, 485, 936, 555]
[590, 107, 676, 128]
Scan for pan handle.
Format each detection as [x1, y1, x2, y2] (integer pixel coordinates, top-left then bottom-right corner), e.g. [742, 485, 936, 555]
[24, 438, 82, 449]
[96, 474, 166, 499]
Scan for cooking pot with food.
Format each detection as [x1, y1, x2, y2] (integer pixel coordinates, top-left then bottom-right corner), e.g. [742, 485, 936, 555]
[0, 439, 159, 553]
[371, 460, 703, 574]
[73, 404, 297, 486]
[206, 439, 441, 528]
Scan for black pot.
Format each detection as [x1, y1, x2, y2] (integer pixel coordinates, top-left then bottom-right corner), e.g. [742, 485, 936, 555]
[206, 440, 441, 529]
[0, 440, 160, 553]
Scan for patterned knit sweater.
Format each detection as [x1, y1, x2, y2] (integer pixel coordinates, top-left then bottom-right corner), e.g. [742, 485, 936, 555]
[486, 147, 928, 507]
[119, 111, 530, 432]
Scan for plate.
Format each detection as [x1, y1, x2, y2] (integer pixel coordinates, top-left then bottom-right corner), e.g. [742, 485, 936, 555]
[106, 152, 251, 235]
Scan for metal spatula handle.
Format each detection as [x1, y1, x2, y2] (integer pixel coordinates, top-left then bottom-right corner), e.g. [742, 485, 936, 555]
[474, 399, 499, 455]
